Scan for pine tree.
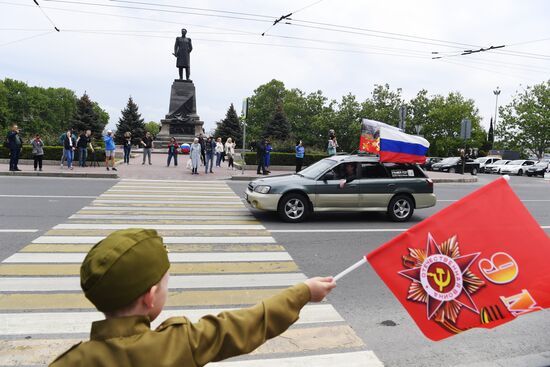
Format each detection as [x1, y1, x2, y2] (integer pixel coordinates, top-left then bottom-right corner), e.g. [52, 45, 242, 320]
[71, 93, 104, 137]
[214, 103, 242, 145]
[263, 103, 290, 140]
[115, 97, 145, 145]
[487, 117, 494, 149]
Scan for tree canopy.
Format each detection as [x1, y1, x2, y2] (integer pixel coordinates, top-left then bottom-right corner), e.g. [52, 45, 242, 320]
[241, 79, 487, 155]
[0, 78, 108, 145]
[496, 80, 550, 158]
[114, 97, 145, 145]
[214, 103, 242, 145]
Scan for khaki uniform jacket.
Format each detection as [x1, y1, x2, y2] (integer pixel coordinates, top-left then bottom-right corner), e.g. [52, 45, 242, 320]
[50, 284, 310, 367]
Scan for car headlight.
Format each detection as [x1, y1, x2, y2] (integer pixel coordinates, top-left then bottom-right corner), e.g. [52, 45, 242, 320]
[254, 185, 271, 194]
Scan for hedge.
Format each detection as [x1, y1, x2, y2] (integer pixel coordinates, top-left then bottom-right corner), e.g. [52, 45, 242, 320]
[243, 152, 327, 166]
[0, 145, 106, 161]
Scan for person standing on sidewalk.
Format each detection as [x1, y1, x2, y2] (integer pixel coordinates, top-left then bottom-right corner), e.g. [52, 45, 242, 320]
[264, 139, 272, 173]
[167, 137, 179, 167]
[31, 134, 44, 171]
[103, 130, 117, 171]
[140, 132, 153, 165]
[59, 129, 76, 168]
[198, 133, 206, 166]
[256, 138, 268, 175]
[204, 136, 215, 174]
[76, 130, 93, 167]
[123, 132, 132, 165]
[63, 130, 76, 170]
[7, 124, 23, 171]
[225, 137, 235, 170]
[215, 137, 224, 167]
[295, 139, 305, 173]
[190, 138, 201, 174]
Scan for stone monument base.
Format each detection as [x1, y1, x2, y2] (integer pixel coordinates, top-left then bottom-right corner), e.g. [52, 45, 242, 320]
[154, 79, 204, 148]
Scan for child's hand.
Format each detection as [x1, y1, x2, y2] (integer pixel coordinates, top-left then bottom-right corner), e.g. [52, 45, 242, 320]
[304, 277, 336, 302]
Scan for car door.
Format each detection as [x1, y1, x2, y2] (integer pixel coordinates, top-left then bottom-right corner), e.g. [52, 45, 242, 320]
[315, 162, 359, 209]
[357, 163, 392, 208]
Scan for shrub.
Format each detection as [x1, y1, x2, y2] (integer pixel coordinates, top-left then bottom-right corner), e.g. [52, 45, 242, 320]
[243, 152, 327, 166]
[0, 145, 106, 161]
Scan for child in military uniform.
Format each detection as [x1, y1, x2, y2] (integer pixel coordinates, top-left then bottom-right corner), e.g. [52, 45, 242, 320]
[50, 228, 336, 366]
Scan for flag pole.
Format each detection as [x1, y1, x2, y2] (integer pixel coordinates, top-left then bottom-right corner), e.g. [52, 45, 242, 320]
[334, 257, 367, 281]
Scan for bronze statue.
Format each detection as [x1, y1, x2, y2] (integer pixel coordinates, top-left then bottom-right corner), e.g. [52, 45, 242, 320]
[173, 28, 193, 81]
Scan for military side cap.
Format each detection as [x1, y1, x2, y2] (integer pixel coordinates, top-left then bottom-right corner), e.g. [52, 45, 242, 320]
[80, 228, 170, 312]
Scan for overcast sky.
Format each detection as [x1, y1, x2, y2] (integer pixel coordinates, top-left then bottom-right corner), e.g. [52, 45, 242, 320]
[1, 0, 549, 134]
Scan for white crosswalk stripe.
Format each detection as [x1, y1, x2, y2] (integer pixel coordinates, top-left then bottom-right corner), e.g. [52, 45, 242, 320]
[0, 179, 382, 366]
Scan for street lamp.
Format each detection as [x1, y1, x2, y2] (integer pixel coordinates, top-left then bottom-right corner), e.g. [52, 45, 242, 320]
[493, 87, 501, 129]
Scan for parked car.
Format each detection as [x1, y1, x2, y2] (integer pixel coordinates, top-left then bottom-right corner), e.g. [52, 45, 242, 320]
[430, 157, 479, 175]
[474, 157, 500, 173]
[423, 157, 443, 171]
[500, 160, 536, 176]
[526, 160, 550, 177]
[244, 155, 436, 223]
[484, 159, 511, 174]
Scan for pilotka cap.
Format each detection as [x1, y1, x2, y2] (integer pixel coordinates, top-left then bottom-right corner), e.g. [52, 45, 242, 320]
[80, 228, 170, 312]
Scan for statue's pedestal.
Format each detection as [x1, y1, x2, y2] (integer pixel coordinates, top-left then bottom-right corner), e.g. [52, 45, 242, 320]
[154, 79, 204, 148]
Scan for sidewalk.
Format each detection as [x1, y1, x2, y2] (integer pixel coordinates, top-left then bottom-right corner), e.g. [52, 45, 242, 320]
[1, 153, 477, 183]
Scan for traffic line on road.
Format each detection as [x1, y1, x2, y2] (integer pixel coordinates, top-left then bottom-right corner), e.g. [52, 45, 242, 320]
[53, 223, 265, 230]
[32, 236, 276, 244]
[100, 194, 240, 199]
[0, 229, 38, 233]
[0, 273, 307, 292]
[0, 261, 299, 276]
[94, 199, 244, 205]
[19, 243, 286, 253]
[269, 228, 408, 233]
[1, 304, 342, 336]
[69, 214, 257, 221]
[0, 289, 288, 310]
[78, 206, 251, 212]
[3, 251, 292, 263]
[0, 195, 96, 199]
[209, 351, 382, 367]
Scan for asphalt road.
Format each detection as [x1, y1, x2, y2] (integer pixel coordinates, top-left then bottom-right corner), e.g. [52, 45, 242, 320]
[227, 174, 550, 367]
[0, 176, 116, 260]
[0, 174, 548, 366]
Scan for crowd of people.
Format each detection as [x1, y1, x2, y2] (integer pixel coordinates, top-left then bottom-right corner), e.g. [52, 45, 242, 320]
[6, 125, 339, 174]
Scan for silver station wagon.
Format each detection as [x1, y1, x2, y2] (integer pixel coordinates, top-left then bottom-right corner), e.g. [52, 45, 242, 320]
[245, 155, 436, 223]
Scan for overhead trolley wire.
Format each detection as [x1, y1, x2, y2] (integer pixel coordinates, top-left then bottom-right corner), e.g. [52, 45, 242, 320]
[0, 1, 257, 36]
[32, 0, 60, 32]
[42, 0, 273, 24]
[261, 0, 326, 36]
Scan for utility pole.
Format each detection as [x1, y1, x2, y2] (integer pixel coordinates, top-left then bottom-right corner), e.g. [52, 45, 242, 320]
[493, 87, 501, 129]
[241, 98, 249, 175]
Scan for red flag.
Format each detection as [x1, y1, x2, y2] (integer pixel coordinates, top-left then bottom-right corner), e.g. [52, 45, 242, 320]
[367, 177, 550, 341]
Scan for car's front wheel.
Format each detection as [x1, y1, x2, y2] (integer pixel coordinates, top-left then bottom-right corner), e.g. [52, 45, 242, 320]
[471, 167, 478, 175]
[449, 167, 456, 173]
[278, 193, 309, 223]
[387, 195, 414, 222]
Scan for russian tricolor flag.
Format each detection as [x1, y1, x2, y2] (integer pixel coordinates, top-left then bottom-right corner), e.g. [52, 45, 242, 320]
[360, 119, 429, 164]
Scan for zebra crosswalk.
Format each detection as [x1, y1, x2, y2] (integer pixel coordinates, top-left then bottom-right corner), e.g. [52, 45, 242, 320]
[0, 179, 383, 366]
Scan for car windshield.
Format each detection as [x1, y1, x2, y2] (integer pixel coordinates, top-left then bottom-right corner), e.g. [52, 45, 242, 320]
[439, 157, 459, 164]
[494, 160, 508, 165]
[509, 160, 523, 165]
[474, 157, 488, 163]
[299, 159, 336, 179]
[535, 161, 549, 166]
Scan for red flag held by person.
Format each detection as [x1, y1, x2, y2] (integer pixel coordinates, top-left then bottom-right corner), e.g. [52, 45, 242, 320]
[366, 177, 550, 341]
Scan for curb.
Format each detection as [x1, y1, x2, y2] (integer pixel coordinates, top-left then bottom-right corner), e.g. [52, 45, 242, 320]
[0, 171, 118, 179]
